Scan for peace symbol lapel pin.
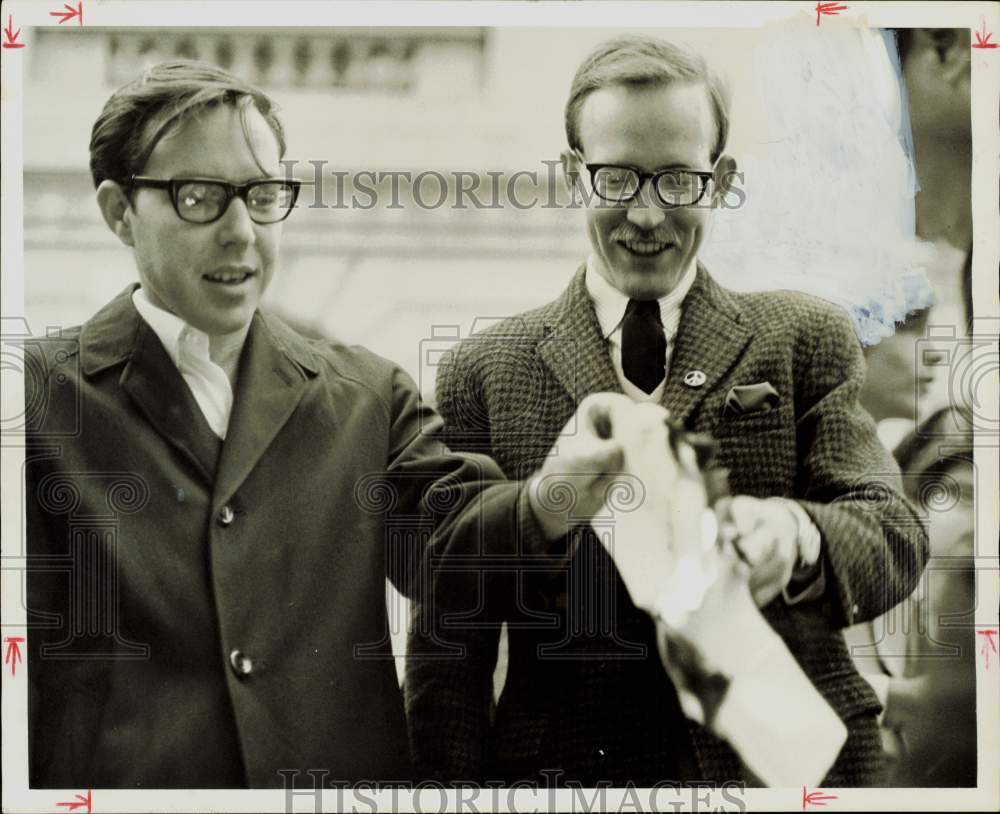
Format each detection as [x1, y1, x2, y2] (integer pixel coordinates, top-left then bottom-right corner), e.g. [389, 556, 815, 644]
[683, 370, 707, 388]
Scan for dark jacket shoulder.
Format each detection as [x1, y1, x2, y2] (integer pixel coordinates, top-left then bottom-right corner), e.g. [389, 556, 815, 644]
[259, 311, 425, 427]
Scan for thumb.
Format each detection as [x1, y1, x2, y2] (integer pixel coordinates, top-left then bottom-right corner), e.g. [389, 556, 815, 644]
[576, 439, 624, 474]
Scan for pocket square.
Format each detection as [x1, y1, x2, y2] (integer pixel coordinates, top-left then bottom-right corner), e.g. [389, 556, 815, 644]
[724, 382, 780, 417]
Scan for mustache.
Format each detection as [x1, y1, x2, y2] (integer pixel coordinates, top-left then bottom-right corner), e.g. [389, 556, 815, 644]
[610, 224, 675, 244]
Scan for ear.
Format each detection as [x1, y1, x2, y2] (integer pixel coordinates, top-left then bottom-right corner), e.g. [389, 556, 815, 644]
[710, 155, 739, 205]
[560, 148, 583, 194]
[96, 180, 136, 247]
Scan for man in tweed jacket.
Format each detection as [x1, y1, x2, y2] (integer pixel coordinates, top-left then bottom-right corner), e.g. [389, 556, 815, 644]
[405, 36, 927, 787]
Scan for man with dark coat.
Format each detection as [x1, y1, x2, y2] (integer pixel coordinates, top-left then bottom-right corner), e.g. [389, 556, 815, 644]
[24, 60, 571, 789]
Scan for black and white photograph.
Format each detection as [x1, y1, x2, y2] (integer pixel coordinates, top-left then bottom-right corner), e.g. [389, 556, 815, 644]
[1, 2, 997, 812]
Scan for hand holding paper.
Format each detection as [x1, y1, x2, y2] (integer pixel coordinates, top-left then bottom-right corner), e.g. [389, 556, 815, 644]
[715, 495, 800, 607]
[591, 398, 847, 787]
[527, 393, 628, 541]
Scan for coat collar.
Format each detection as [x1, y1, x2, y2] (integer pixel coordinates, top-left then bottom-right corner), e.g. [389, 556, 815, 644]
[539, 264, 752, 425]
[79, 285, 321, 378]
[79, 286, 321, 499]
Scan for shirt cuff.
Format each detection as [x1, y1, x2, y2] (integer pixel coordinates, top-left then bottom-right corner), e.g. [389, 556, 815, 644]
[770, 497, 825, 605]
[783, 558, 827, 605]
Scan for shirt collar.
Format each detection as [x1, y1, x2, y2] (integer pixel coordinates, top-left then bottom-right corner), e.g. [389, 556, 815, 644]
[131, 287, 215, 367]
[584, 254, 698, 340]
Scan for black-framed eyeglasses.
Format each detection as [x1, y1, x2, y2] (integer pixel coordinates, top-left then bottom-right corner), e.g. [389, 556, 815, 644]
[576, 153, 716, 208]
[127, 176, 302, 224]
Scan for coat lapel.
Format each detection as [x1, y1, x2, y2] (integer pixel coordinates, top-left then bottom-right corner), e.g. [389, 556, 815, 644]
[538, 268, 623, 404]
[81, 287, 222, 484]
[212, 313, 317, 507]
[120, 326, 224, 483]
[660, 266, 753, 425]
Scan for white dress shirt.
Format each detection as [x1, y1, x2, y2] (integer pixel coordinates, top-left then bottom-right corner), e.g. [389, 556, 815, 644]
[132, 288, 242, 439]
[584, 255, 698, 401]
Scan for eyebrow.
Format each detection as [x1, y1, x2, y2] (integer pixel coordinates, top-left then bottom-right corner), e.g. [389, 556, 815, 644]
[161, 174, 282, 183]
[595, 162, 708, 173]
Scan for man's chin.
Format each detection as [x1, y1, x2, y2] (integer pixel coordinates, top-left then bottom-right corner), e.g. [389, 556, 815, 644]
[611, 254, 684, 299]
[190, 309, 255, 339]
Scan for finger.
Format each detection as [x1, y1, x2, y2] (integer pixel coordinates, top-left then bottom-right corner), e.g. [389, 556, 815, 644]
[751, 581, 783, 608]
[747, 549, 791, 607]
[577, 440, 624, 473]
[733, 527, 777, 568]
[714, 497, 734, 525]
[727, 495, 766, 536]
[717, 535, 752, 576]
[747, 551, 783, 588]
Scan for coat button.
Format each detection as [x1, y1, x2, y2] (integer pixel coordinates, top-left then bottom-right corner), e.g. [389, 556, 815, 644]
[229, 649, 253, 677]
[218, 505, 235, 526]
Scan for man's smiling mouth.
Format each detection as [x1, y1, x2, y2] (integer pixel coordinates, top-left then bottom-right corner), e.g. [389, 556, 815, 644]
[620, 239, 674, 256]
[203, 267, 255, 285]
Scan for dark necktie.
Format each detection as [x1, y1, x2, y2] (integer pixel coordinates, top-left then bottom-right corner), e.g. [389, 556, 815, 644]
[622, 299, 666, 394]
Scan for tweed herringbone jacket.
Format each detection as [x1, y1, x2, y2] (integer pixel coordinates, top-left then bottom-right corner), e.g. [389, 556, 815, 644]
[405, 266, 927, 787]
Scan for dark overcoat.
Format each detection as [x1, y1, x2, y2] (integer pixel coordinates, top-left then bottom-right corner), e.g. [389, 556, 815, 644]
[25, 287, 539, 788]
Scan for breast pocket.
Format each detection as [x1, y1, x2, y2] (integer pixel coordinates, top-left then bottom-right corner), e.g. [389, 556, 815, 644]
[712, 406, 797, 497]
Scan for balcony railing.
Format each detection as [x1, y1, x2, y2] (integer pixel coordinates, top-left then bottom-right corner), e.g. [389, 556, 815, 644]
[35, 28, 486, 93]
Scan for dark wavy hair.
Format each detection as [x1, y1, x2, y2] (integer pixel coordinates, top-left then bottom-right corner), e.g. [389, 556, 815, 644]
[89, 60, 286, 189]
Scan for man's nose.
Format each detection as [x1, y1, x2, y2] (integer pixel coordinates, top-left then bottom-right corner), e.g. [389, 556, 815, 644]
[625, 179, 666, 230]
[216, 196, 257, 245]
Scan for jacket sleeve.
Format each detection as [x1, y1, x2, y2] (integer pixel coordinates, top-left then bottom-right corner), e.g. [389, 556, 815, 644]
[792, 306, 928, 628]
[381, 362, 548, 615]
[404, 593, 502, 783]
[394, 350, 511, 782]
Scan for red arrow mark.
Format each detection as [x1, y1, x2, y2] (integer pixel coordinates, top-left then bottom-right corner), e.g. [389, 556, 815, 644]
[4, 636, 24, 676]
[803, 786, 838, 809]
[978, 630, 998, 668]
[50, 1, 83, 26]
[2, 15, 25, 48]
[815, 1, 848, 26]
[973, 20, 998, 49]
[56, 790, 92, 813]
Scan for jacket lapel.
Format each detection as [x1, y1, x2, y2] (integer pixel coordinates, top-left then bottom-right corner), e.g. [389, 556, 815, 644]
[81, 287, 222, 484]
[661, 266, 753, 425]
[538, 268, 623, 404]
[212, 313, 317, 507]
[120, 326, 223, 483]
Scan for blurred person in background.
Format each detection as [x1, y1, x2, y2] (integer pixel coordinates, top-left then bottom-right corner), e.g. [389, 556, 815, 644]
[857, 306, 942, 450]
[405, 34, 927, 788]
[848, 334, 976, 784]
[872, 408, 976, 786]
[896, 27, 972, 302]
[842, 28, 979, 783]
[23, 59, 606, 788]
[894, 27, 974, 418]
